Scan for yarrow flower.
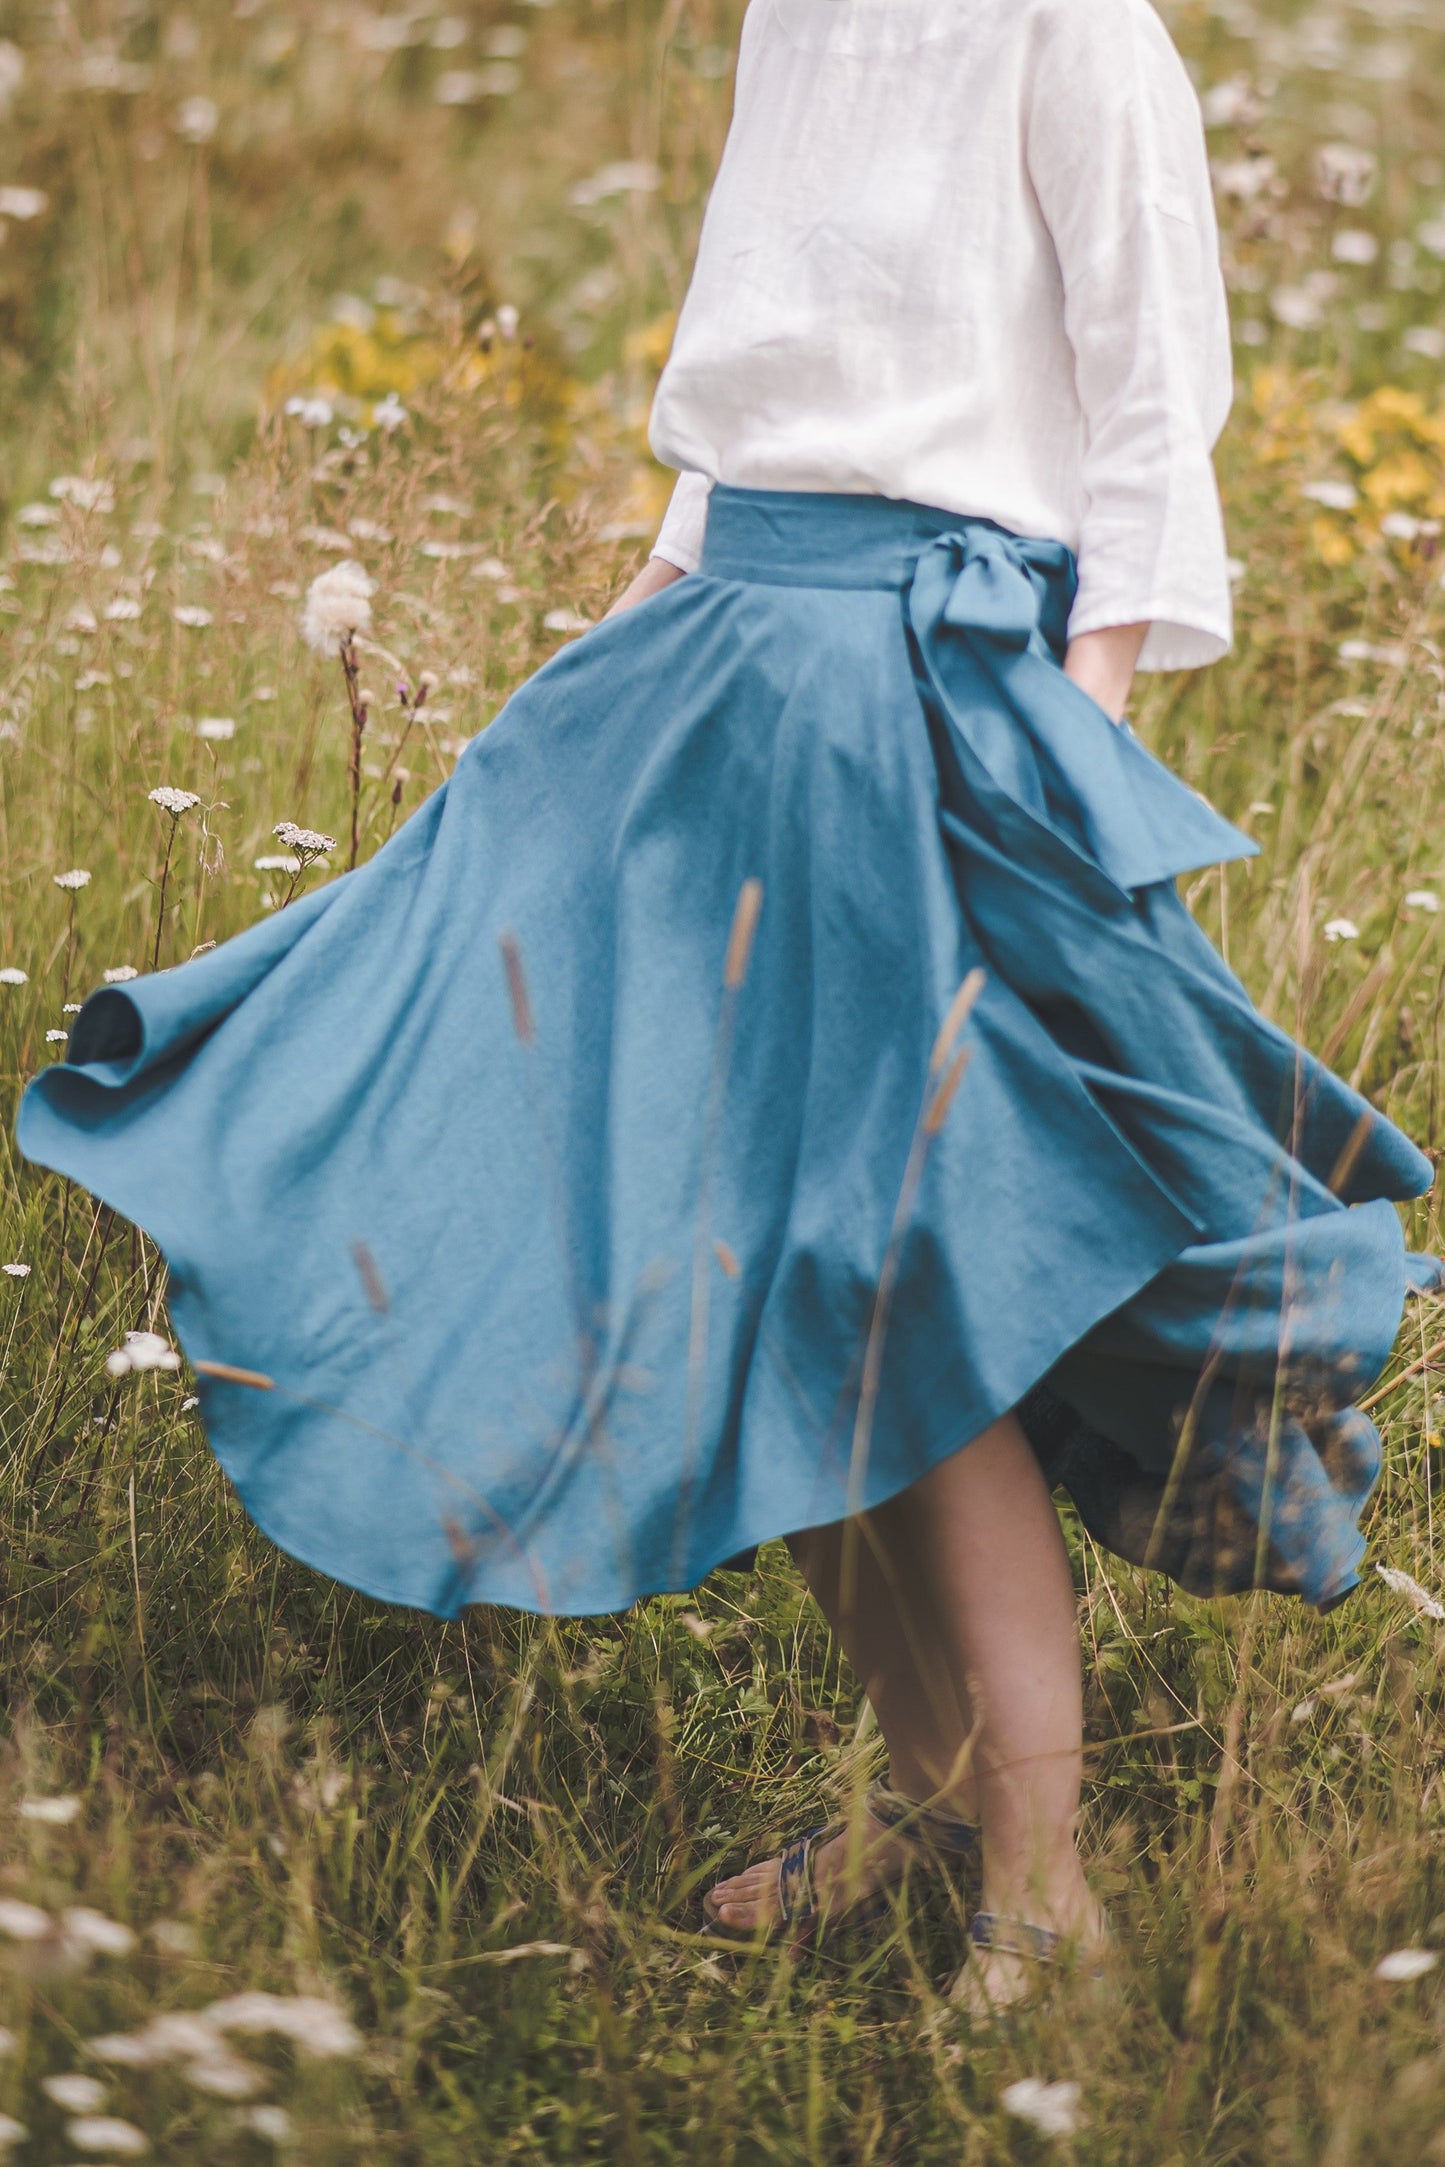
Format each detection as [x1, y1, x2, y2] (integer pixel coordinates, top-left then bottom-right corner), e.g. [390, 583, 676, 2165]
[1324, 918, 1360, 942]
[285, 394, 334, 429]
[3, 1263, 31, 1277]
[53, 868, 92, 891]
[103, 596, 142, 622]
[172, 604, 213, 629]
[148, 785, 201, 816]
[1405, 890, 1440, 912]
[273, 821, 337, 861]
[19, 1794, 81, 1824]
[300, 560, 374, 655]
[65, 2115, 149, 2157]
[45, 1029, 68, 1043]
[1375, 1947, 1438, 1981]
[196, 716, 235, 740]
[254, 854, 302, 874]
[42, 2075, 107, 2113]
[105, 1331, 182, 1379]
[103, 965, 139, 983]
[1000, 2078, 1084, 2138]
[0, 968, 26, 985]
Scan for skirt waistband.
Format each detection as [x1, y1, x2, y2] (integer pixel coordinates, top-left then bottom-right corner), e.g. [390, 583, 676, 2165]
[698, 484, 1073, 597]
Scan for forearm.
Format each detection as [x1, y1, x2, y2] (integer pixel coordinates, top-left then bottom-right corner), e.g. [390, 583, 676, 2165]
[605, 556, 686, 619]
[1063, 620, 1148, 723]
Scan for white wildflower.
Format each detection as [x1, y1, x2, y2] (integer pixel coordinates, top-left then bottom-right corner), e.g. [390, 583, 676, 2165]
[1375, 1947, 1438, 1981]
[62, 1003, 81, 1015]
[1210, 153, 1276, 203]
[568, 158, 661, 207]
[273, 821, 337, 858]
[45, 1029, 68, 1044]
[1201, 74, 1257, 127]
[14, 502, 55, 527]
[1382, 512, 1423, 541]
[104, 1331, 182, 1379]
[1339, 638, 1407, 666]
[53, 868, 92, 891]
[205, 1990, 363, 2057]
[284, 394, 334, 429]
[1404, 326, 1445, 361]
[0, 41, 25, 116]
[299, 525, 353, 553]
[1301, 480, 1358, 511]
[0, 2117, 26, 2150]
[50, 475, 113, 513]
[3, 1264, 30, 1277]
[543, 607, 590, 633]
[1332, 229, 1379, 266]
[103, 596, 142, 621]
[1376, 1562, 1445, 1620]
[0, 1898, 51, 1940]
[431, 14, 467, 46]
[149, 1919, 199, 1956]
[1315, 142, 1376, 207]
[182, 2052, 262, 2098]
[237, 2106, 293, 2143]
[148, 785, 201, 816]
[63, 1907, 138, 1956]
[43, 2074, 108, 2112]
[196, 716, 235, 740]
[19, 1794, 81, 1824]
[174, 94, 218, 143]
[254, 854, 301, 874]
[372, 391, 408, 431]
[1000, 2078, 1084, 2138]
[103, 965, 138, 983]
[66, 2115, 149, 2156]
[1406, 890, 1440, 912]
[172, 605, 213, 628]
[1271, 285, 1325, 332]
[0, 968, 26, 985]
[1291, 1697, 1317, 1723]
[497, 302, 520, 339]
[0, 2026, 11, 2051]
[1324, 918, 1360, 942]
[300, 560, 373, 655]
[0, 186, 47, 221]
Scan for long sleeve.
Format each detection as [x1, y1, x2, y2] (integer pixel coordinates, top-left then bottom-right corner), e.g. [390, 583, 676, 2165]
[650, 471, 715, 575]
[1025, 0, 1234, 671]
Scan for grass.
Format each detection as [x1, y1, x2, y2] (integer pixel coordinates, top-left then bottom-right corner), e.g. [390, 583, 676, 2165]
[6, 0, 1445, 2157]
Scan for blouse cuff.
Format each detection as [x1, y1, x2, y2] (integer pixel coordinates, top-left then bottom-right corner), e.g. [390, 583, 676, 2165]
[1066, 592, 1233, 674]
[650, 470, 714, 574]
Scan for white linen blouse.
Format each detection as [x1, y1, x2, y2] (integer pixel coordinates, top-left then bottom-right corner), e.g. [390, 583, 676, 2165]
[647, 0, 1234, 671]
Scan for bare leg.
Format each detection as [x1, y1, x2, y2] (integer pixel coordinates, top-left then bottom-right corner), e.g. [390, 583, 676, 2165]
[707, 1414, 1105, 2000]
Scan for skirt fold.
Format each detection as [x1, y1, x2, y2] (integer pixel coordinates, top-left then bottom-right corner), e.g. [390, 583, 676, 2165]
[17, 484, 1439, 1617]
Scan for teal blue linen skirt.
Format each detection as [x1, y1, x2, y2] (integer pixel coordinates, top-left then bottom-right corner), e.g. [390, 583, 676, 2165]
[18, 486, 1440, 1617]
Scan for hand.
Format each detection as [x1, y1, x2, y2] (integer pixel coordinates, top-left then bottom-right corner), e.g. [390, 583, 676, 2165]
[1063, 621, 1148, 723]
[604, 556, 686, 618]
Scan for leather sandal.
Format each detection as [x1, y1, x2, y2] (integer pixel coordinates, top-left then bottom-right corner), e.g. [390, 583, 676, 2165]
[702, 1779, 981, 1942]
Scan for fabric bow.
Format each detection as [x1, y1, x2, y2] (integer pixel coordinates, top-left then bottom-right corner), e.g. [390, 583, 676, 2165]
[906, 528, 1256, 895]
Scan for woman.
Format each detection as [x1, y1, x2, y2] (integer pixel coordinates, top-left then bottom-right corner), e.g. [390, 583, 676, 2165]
[20, 0, 1439, 2009]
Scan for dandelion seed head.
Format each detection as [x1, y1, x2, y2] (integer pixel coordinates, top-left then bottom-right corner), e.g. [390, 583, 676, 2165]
[300, 560, 373, 654]
[1000, 2078, 1084, 2138]
[53, 868, 92, 891]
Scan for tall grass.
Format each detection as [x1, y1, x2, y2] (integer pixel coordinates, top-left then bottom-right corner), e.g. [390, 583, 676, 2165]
[5, 0, 1445, 2158]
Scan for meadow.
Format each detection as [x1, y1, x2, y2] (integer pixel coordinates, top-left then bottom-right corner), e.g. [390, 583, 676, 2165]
[5, 0, 1445, 2157]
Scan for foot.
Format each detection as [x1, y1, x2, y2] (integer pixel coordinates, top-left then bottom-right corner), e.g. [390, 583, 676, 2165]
[948, 1883, 1110, 2016]
[703, 1800, 948, 1936]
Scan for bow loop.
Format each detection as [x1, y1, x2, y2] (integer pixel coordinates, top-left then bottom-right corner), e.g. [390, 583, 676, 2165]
[907, 525, 1257, 896]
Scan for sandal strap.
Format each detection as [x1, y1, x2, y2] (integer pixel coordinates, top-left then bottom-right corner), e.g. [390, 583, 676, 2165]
[865, 1783, 981, 1861]
[776, 1824, 827, 1927]
[969, 1912, 1062, 1964]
